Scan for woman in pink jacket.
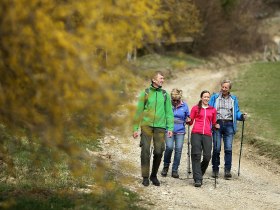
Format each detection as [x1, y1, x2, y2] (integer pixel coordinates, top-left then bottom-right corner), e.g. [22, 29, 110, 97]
[188, 90, 220, 187]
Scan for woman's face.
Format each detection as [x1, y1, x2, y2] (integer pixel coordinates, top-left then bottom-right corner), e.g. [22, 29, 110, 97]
[172, 98, 181, 106]
[201, 92, 210, 106]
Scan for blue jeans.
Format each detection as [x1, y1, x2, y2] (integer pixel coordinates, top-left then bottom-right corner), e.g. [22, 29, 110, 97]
[212, 121, 234, 172]
[163, 134, 185, 172]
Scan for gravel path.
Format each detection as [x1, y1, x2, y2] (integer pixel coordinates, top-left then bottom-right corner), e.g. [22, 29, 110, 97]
[102, 66, 280, 210]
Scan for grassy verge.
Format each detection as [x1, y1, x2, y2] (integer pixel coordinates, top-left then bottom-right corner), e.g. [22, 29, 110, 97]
[233, 62, 280, 163]
[133, 52, 205, 70]
[130, 52, 205, 79]
[0, 131, 143, 210]
[0, 182, 143, 210]
[0, 158, 144, 210]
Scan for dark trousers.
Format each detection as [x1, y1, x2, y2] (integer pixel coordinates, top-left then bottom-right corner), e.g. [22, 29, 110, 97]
[140, 126, 166, 178]
[191, 133, 212, 181]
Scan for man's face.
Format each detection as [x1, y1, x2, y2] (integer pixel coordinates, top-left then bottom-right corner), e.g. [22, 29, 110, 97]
[221, 82, 230, 96]
[152, 74, 164, 88]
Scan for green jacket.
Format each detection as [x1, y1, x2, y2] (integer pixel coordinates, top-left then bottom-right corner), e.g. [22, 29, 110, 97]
[133, 85, 174, 132]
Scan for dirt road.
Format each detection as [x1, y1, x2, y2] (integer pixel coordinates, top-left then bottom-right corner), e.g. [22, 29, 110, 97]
[103, 66, 280, 209]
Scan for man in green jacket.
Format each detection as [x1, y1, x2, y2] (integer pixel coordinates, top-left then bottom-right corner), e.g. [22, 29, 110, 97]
[133, 71, 174, 187]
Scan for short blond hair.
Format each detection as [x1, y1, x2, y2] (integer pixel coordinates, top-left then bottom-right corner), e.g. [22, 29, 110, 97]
[171, 88, 183, 100]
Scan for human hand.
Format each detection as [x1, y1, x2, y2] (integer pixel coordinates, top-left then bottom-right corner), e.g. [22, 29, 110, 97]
[242, 113, 248, 121]
[133, 131, 139, 139]
[186, 117, 191, 123]
[167, 131, 173, 138]
[215, 123, 220, 130]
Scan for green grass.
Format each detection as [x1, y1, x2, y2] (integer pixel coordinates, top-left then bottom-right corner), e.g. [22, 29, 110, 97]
[133, 53, 204, 70]
[133, 52, 205, 70]
[0, 183, 144, 210]
[129, 52, 205, 82]
[0, 128, 143, 210]
[233, 62, 280, 162]
[0, 164, 144, 210]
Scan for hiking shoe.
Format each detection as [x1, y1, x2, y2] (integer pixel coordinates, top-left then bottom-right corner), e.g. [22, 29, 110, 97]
[212, 171, 219, 178]
[150, 176, 160, 186]
[194, 179, 202, 187]
[161, 166, 169, 177]
[224, 171, 232, 179]
[171, 171, 179, 178]
[142, 177, 149, 186]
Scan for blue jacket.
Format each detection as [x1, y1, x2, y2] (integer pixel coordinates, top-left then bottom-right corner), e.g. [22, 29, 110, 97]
[173, 101, 190, 134]
[209, 92, 243, 134]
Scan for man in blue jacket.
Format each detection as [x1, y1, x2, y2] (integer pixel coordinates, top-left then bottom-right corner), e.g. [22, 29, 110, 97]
[209, 79, 247, 179]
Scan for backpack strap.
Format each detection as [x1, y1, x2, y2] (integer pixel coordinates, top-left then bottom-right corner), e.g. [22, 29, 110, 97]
[144, 88, 167, 107]
[162, 89, 167, 105]
[144, 88, 150, 108]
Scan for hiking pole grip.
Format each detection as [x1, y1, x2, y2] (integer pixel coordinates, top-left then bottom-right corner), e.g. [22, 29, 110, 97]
[238, 120, 245, 176]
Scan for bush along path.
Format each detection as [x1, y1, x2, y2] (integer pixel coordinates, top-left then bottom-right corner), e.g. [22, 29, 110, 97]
[101, 66, 280, 210]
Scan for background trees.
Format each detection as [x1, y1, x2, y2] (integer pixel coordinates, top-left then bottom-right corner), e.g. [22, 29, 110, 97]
[0, 0, 163, 170]
[160, 0, 201, 39]
[193, 0, 268, 55]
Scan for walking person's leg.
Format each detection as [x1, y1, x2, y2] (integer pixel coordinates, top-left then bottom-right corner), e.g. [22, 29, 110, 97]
[191, 133, 203, 187]
[201, 135, 212, 176]
[161, 135, 174, 177]
[150, 127, 166, 186]
[223, 122, 234, 179]
[140, 126, 153, 186]
[212, 123, 222, 177]
[171, 134, 184, 178]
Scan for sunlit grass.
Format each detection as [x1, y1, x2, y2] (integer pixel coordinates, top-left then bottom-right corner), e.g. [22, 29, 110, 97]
[0, 182, 144, 210]
[132, 52, 205, 71]
[233, 62, 280, 163]
[0, 156, 144, 210]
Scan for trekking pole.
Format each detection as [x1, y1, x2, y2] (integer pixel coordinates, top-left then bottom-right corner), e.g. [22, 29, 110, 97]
[187, 125, 191, 179]
[238, 120, 245, 176]
[214, 129, 218, 188]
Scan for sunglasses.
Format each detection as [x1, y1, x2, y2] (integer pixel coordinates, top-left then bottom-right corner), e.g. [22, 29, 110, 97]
[172, 99, 180, 103]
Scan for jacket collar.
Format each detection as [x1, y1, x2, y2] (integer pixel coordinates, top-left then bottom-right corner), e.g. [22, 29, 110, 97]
[150, 84, 162, 91]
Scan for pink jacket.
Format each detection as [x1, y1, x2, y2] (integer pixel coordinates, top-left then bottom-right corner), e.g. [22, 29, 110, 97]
[189, 105, 217, 136]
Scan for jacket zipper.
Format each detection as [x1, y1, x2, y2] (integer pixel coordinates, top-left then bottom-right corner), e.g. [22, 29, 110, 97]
[202, 108, 206, 135]
[153, 91, 157, 128]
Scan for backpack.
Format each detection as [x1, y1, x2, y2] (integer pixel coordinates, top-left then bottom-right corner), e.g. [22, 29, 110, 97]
[144, 88, 167, 107]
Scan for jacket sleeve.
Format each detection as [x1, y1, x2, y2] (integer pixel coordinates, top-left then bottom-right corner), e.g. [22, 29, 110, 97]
[209, 93, 216, 107]
[185, 102, 190, 118]
[234, 96, 243, 121]
[133, 91, 145, 131]
[188, 106, 197, 126]
[165, 93, 174, 131]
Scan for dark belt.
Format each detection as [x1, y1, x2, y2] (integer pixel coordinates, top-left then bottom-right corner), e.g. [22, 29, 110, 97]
[217, 119, 232, 123]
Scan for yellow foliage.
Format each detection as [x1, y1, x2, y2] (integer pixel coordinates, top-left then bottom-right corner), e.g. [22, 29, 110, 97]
[0, 0, 163, 147]
[0, 1, 202, 196]
[160, 0, 201, 39]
